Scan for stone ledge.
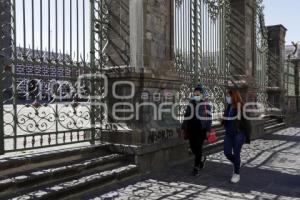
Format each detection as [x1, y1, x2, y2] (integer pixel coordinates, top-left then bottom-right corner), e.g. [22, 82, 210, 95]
[0, 154, 124, 194]
[9, 165, 138, 200]
[0, 144, 109, 174]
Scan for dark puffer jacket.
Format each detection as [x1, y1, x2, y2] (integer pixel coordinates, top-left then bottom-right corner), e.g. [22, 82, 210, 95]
[181, 99, 212, 140]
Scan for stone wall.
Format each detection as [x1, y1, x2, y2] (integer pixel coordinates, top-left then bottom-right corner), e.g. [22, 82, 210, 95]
[229, 0, 258, 102]
[105, 0, 130, 67]
[267, 25, 287, 110]
[143, 0, 172, 73]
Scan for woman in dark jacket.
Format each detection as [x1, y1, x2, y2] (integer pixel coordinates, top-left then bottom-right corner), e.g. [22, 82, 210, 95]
[181, 85, 212, 176]
[223, 90, 250, 183]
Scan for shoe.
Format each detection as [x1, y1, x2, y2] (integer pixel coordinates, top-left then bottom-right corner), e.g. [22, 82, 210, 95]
[199, 156, 207, 169]
[231, 173, 240, 183]
[193, 167, 200, 176]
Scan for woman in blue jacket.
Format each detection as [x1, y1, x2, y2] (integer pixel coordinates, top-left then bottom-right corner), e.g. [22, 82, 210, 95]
[223, 90, 250, 183]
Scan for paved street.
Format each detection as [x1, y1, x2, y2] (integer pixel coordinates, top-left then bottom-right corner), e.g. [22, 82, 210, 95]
[88, 126, 300, 200]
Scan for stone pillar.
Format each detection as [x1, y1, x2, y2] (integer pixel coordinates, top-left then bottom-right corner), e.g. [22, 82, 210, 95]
[143, 0, 173, 72]
[104, 0, 186, 171]
[229, 0, 257, 101]
[229, 0, 274, 139]
[105, 0, 131, 67]
[129, 0, 173, 71]
[105, 2, 180, 141]
[267, 25, 287, 110]
[294, 60, 300, 112]
[129, 0, 144, 68]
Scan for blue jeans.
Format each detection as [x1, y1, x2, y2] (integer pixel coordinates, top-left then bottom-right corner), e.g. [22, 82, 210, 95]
[224, 132, 245, 174]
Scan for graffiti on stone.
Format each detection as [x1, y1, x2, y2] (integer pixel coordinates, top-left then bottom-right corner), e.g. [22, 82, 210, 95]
[147, 128, 180, 144]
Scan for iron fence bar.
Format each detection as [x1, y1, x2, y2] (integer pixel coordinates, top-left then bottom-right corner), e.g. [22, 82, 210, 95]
[54, 0, 59, 144]
[201, 0, 204, 73]
[76, 0, 79, 64]
[0, 0, 7, 154]
[55, 0, 58, 56]
[179, 2, 183, 72]
[183, 0, 185, 72]
[97, 0, 104, 143]
[12, 0, 18, 151]
[83, 0, 86, 63]
[194, 0, 198, 84]
[40, 0, 43, 56]
[63, 0, 65, 61]
[48, 0, 51, 61]
[32, 0, 35, 58]
[70, 0, 73, 63]
[90, 0, 96, 145]
[189, 0, 192, 74]
[0, 55, 4, 154]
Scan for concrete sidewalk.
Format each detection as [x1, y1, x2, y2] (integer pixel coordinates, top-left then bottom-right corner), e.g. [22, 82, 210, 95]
[87, 126, 300, 200]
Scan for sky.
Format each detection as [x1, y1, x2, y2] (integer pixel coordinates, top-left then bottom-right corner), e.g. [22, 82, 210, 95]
[264, 0, 300, 45]
[14, 0, 299, 57]
[15, 0, 90, 61]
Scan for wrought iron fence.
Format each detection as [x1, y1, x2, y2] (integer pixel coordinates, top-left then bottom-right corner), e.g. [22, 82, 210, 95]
[0, 0, 129, 153]
[174, 0, 230, 119]
[255, 0, 269, 109]
[284, 61, 296, 96]
[284, 43, 300, 113]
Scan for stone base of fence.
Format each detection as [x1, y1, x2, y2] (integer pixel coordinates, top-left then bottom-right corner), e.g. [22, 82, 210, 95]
[285, 112, 300, 126]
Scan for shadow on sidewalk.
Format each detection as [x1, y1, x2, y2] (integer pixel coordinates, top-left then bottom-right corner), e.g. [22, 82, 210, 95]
[86, 127, 300, 199]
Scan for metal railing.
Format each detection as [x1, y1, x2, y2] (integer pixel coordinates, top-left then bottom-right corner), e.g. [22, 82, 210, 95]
[174, 0, 230, 119]
[0, 0, 130, 153]
[255, 0, 269, 109]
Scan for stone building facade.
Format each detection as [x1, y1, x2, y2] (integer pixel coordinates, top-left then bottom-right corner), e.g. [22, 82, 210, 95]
[1, 0, 299, 168]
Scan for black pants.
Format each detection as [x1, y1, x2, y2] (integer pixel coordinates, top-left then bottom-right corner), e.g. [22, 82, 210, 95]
[189, 134, 205, 168]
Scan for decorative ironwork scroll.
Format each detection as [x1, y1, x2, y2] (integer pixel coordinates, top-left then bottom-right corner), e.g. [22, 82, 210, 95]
[0, 0, 128, 153]
[255, 0, 270, 108]
[174, 0, 231, 119]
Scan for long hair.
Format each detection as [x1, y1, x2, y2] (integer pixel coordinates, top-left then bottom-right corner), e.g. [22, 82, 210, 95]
[229, 90, 244, 109]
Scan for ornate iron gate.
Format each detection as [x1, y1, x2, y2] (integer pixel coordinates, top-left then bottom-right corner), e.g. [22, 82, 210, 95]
[0, 0, 125, 153]
[285, 43, 299, 113]
[174, 0, 231, 119]
[255, 0, 269, 108]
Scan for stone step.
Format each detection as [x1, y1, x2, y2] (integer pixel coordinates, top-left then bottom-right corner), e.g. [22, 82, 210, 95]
[264, 118, 279, 127]
[0, 154, 127, 197]
[8, 164, 138, 200]
[0, 144, 110, 177]
[264, 122, 286, 134]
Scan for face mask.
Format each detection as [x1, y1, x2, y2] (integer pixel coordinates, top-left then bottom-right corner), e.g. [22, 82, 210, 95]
[226, 96, 232, 104]
[192, 94, 203, 102]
